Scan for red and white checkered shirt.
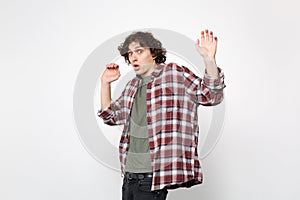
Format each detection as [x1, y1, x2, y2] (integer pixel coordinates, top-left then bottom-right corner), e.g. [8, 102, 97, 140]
[98, 63, 225, 191]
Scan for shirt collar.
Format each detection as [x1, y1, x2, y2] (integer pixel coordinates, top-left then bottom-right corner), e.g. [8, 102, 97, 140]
[151, 63, 165, 77]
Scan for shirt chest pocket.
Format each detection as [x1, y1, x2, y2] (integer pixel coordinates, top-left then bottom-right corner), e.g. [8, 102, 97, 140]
[149, 83, 185, 116]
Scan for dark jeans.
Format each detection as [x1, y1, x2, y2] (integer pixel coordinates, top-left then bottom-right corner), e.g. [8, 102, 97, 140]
[122, 172, 168, 200]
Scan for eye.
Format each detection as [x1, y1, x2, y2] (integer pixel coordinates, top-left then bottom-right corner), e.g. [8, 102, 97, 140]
[128, 51, 133, 56]
[137, 49, 143, 54]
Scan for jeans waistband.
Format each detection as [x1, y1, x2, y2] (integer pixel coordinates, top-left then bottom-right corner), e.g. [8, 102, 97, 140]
[125, 172, 153, 180]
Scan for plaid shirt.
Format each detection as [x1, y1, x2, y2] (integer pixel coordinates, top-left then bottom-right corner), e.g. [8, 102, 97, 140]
[98, 63, 225, 191]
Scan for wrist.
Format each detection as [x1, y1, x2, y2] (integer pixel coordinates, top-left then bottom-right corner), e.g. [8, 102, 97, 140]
[204, 60, 217, 70]
[203, 56, 216, 64]
[101, 81, 111, 87]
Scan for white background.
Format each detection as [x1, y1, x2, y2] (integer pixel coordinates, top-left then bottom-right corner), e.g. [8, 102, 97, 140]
[1, 0, 299, 199]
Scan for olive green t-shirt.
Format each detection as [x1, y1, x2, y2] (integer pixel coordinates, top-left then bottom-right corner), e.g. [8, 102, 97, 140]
[125, 76, 152, 173]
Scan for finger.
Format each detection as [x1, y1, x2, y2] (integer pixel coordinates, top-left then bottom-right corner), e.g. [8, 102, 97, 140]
[213, 36, 218, 44]
[201, 31, 205, 45]
[201, 31, 205, 39]
[107, 63, 117, 69]
[111, 63, 116, 69]
[205, 29, 209, 40]
[196, 38, 200, 45]
[113, 64, 119, 69]
[106, 63, 113, 69]
[209, 31, 214, 42]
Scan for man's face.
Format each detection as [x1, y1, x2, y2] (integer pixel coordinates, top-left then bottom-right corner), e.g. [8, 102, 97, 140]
[128, 41, 157, 77]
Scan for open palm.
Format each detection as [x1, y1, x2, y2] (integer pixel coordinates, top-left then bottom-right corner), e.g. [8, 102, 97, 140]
[196, 29, 218, 60]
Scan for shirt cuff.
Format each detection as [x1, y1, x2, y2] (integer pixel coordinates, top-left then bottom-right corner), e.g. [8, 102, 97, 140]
[97, 107, 113, 119]
[203, 67, 226, 90]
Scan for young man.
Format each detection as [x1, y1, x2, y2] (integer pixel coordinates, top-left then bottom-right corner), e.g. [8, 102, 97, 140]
[98, 30, 226, 200]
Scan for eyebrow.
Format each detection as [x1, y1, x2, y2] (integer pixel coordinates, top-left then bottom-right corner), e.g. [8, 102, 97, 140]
[127, 47, 144, 53]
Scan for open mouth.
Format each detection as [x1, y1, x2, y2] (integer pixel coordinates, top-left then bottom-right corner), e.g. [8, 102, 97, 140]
[133, 64, 140, 70]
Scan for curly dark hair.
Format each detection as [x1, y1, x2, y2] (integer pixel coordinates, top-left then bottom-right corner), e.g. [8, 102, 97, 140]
[118, 31, 167, 64]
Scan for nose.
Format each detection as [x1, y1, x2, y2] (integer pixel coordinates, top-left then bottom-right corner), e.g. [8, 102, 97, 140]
[130, 52, 138, 63]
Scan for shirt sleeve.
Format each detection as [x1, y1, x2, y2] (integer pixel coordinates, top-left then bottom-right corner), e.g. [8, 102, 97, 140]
[97, 88, 127, 126]
[182, 65, 226, 105]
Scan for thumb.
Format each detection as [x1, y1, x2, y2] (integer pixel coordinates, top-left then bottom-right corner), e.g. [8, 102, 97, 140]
[195, 43, 204, 55]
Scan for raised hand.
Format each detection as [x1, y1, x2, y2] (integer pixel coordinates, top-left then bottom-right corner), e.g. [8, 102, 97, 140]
[100, 63, 121, 110]
[196, 29, 220, 79]
[196, 29, 218, 60]
[101, 63, 121, 85]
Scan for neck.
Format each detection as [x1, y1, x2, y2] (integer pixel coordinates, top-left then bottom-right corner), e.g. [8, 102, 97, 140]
[141, 63, 157, 77]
